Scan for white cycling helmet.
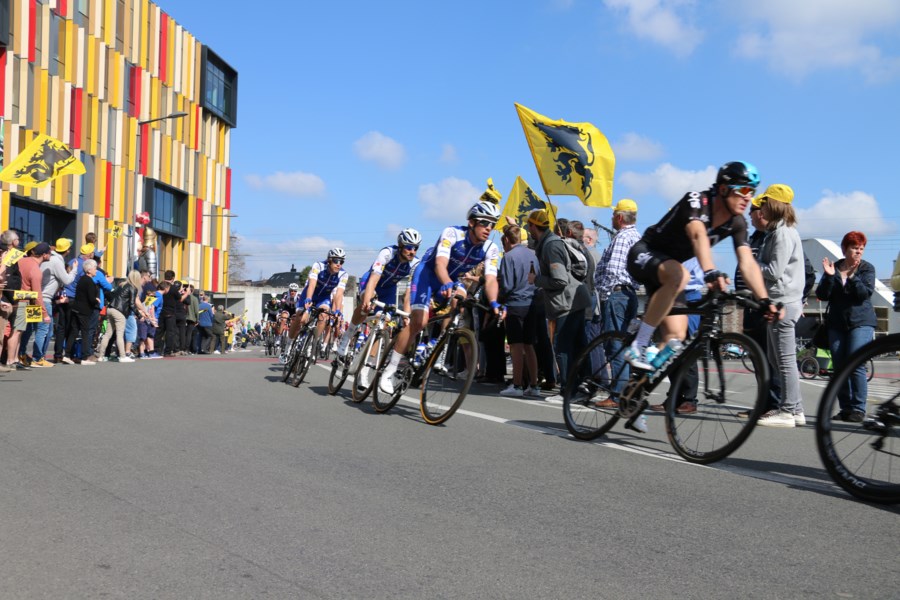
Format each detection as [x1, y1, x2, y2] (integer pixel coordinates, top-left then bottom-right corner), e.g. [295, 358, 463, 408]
[397, 228, 422, 247]
[288, 283, 299, 291]
[327, 247, 346, 261]
[467, 200, 501, 223]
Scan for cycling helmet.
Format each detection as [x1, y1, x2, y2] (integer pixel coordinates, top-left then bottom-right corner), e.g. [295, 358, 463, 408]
[716, 161, 760, 188]
[467, 200, 502, 223]
[397, 228, 422, 247]
[288, 283, 299, 291]
[327, 247, 346, 261]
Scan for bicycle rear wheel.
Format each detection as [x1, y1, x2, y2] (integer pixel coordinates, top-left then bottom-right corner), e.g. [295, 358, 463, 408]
[328, 328, 365, 395]
[372, 331, 407, 413]
[816, 333, 900, 504]
[291, 330, 318, 387]
[799, 356, 819, 379]
[420, 328, 477, 425]
[562, 331, 627, 440]
[666, 332, 768, 464]
[351, 329, 382, 403]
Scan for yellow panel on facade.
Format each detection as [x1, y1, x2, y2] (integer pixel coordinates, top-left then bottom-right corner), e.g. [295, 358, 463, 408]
[105, 0, 116, 47]
[0, 190, 8, 231]
[139, 0, 149, 70]
[90, 95, 100, 156]
[108, 50, 120, 109]
[148, 2, 157, 77]
[96, 158, 107, 218]
[161, 133, 171, 184]
[86, 34, 96, 96]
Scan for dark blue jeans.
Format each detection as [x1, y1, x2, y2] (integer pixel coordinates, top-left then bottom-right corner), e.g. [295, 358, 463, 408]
[828, 325, 874, 415]
[601, 290, 638, 393]
[554, 310, 589, 389]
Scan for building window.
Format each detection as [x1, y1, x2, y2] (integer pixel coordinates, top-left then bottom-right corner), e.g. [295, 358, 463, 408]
[0, 0, 9, 47]
[145, 180, 187, 239]
[200, 46, 237, 127]
[9, 196, 76, 246]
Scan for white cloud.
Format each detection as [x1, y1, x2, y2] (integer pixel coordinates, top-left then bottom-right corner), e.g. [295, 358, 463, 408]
[619, 162, 717, 203]
[439, 143, 458, 163]
[353, 131, 407, 170]
[612, 132, 664, 161]
[238, 234, 378, 281]
[418, 177, 481, 220]
[604, 0, 704, 57]
[796, 190, 896, 239]
[733, 0, 900, 82]
[244, 171, 325, 197]
[384, 223, 404, 241]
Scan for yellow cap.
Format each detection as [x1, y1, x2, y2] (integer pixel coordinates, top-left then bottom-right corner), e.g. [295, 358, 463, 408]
[55, 238, 72, 252]
[527, 209, 551, 228]
[614, 198, 638, 213]
[24, 241, 38, 253]
[753, 183, 794, 207]
[80, 243, 95, 255]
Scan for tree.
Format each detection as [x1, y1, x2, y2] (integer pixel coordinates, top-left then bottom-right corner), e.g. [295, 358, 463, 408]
[228, 231, 247, 283]
[297, 265, 312, 287]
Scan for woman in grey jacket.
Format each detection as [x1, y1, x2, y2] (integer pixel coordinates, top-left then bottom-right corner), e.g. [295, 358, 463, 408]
[755, 185, 806, 428]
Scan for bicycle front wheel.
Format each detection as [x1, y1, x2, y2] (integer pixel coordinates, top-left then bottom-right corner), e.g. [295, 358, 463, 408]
[562, 331, 627, 440]
[420, 328, 477, 425]
[328, 329, 364, 395]
[351, 329, 382, 403]
[666, 332, 768, 464]
[816, 333, 900, 504]
[291, 330, 318, 387]
[372, 331, 407, 413]
[281, 336, 301, 383]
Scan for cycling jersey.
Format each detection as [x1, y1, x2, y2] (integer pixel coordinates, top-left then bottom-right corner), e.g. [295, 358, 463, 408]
[359, 245, 421, 299]
[301, 261, 349, 307]
[278, 292, 299, 315]
[264, 299, 281, 322]
[641, 188, 750, 262]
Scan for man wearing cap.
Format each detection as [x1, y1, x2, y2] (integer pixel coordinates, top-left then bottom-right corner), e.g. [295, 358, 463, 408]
[526, 208, 593, 400]
[13, 242, 52, 369]
[593, 199, 642, 406]
[36, 239, 76, 367]
[54, 243, 94, 362]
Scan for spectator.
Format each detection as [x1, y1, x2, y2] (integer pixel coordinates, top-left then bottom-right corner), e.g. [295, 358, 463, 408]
[0, 230, 25, 370]
[175, 280, 190, 355]
[593, 199, 641, 408]
[211, 304, 228, 354]
[97, 270, 148, 363]
[18, 242, 53, 367]
[33, 238, 75, 367]
[498, 224, 541, 397]
[66, 259, 100, 365]
[527, 209, 592, 402]
[754, 185, 806, 428]
[137, 272, 161, 359]
[157, 270, 180, 356]
[56, 243, 94, 362]
[184, 284, 200, 354]
[815, 231, 877, 422]
[197, 292, 214, 353]
[13, 241, 51, 370]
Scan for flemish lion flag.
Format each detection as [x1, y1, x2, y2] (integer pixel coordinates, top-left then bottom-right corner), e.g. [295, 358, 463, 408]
[0, 134, 86, 188]
[499, 176, 557, 233]
[515, 103, 615, 208]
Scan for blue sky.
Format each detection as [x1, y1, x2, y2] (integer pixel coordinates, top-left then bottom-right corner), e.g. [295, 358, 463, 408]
[161, 0, 900, 282]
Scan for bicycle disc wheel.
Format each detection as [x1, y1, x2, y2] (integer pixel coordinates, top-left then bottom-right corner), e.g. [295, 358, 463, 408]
[281, 336, 301, 383]
[351, 329, 381, 403]
[816, 333, 900, 504]
[799, 356, 819, 379]
[562, 331, 626, 440]
[420, 328, 477, 425]
[666, 332, 768, 464]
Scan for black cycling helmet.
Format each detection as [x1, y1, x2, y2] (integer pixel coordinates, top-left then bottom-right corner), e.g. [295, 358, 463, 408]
[716, 161, 760, 188]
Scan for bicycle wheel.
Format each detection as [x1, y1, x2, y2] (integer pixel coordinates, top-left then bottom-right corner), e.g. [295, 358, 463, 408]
[866, 358, 875, 382]
[373, 331, 408, 413]
[281, 335, 302, 383]
[328, 329, 364, 395]
[666, 332, 768, 464]
[351, 328, 382, 403]
[292, 329, 318, 387]
[799, 356, 819, 379]
[420, 328, 477, 425]
[562, 331, 627, 440]
[741, 351, 755, 373]
[816, 333, 900, 504]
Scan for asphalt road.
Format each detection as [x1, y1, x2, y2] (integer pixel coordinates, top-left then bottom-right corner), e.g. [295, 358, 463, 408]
[0, 347, 896, 599]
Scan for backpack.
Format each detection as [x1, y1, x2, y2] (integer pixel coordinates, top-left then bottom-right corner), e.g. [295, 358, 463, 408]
[562, 238, 588, 282]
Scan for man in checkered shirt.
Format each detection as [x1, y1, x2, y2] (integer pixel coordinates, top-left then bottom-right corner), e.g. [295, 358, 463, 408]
[593, 199, 642, 403]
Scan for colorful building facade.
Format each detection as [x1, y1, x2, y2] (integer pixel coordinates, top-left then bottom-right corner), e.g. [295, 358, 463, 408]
[0, 0, 237, 291]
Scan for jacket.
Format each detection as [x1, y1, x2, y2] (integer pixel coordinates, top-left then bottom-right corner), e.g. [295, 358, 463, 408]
[757, 221, 805, 304]
[73, 275, 99, 316]
[41, 251, 75, 302]
[498, 244, 538, 308]
[815, 259, 877, 330]
[109, 284, 137, 317]
[533, 231, 591, 319]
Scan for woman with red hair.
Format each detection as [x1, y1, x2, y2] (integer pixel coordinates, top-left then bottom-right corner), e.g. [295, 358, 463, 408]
[815, 231, 877, 422]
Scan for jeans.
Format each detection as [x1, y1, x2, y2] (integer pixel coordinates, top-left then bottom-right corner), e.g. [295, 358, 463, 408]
[124, 314, 137, 344]
[745, 309, 781, 412]
[601, 290, 638, 393]
[766, 300, 803, 414]
[554, 310, 588, 389]
[97, 307, 127, 358]
[828, 325, 874, 415]
[54, 301, 73, 359]
[33, 300, 53, 360]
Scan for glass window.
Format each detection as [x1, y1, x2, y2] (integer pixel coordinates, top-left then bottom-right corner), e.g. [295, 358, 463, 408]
[201, 47, 237, 127]
[146, 180, 187, 238]
[9, 196, 76, 245]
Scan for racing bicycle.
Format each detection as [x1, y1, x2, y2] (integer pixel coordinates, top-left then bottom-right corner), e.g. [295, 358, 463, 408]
[280, 306, 330, 388]
[345, 301, 409, 403]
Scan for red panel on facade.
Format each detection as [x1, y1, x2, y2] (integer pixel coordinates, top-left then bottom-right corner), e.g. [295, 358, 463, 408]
[105, 162, 113, 218]
[70, 87, 83, 148]
[159, 13, 168, 82]
[55, 0, 68, 17]
[195, 199, 204, 242]
[212, 249, 219, 291]
[28, 0, 37, 63]
[130, 65, 142, 118]
[140, 122, 150, 176]
[0, 50, 6, 117]
[225, 168, 232, 210]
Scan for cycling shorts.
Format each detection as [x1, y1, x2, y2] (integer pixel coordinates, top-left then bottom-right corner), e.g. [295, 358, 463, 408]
[358, 285, 399, 307]
[626, 240, 673, 297]
[265, 312, 279, 322]
[409, 262, 449, 312]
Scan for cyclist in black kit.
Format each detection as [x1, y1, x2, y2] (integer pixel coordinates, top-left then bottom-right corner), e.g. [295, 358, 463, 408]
[625, 161, 781, 370]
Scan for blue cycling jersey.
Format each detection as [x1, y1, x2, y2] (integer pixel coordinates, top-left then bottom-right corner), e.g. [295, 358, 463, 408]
[421, 226, 501, 280]
[300, 261, 348, 306]
[359, 245, 421, 291]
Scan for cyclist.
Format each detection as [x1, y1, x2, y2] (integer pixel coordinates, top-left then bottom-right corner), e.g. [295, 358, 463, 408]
[378, 201, 506, 395]
[264, 295, 281, 338]
[289, 248, 349, 342]
[624, 161, 781, 372]
[335, 228, 422, 359]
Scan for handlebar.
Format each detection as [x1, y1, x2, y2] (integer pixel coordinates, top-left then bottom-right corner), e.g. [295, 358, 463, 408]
[371, 299, 411, 319]
[672, 289, 783, 315]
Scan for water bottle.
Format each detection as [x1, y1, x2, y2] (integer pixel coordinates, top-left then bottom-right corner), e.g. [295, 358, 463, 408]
[651, 339, 683, 370]
[413, 341, 428, 366]
[644, 345, 659, 366]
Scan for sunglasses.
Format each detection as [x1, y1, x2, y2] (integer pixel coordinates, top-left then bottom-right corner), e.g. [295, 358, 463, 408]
[402, 244, 419, 251]
[330, 258, 345, 265]
[728, 185, 756, 197]
[474, 219, 496, 229]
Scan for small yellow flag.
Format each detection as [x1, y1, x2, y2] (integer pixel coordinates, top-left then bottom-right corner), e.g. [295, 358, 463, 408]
[515, 103, 615, 208]
[110, 224, 122, 239]
[499, 176, 557, 233]
[0, 134, 86, 188]
[2, 248, 25, 266]
[25, 306, 43, 323]
[13, 290, 40, 300]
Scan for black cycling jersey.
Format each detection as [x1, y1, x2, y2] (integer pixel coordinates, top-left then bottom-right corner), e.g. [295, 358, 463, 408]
[264, 299, 281, 322]
[641, 188, 750, 262]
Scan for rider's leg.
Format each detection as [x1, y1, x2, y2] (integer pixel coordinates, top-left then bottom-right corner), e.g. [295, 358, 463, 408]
[382, 308, 426, 378]
[338, 303, 366, 356]
[633, 260, 688, 350]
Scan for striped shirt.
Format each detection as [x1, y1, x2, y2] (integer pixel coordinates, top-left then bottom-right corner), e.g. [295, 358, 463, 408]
[594, 225, 641, 300]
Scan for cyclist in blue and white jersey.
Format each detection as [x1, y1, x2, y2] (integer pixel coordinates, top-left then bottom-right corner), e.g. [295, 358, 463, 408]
[288, 248, 349, 341]
[336, 228, 422, 358]
[378, 201, 505, 395]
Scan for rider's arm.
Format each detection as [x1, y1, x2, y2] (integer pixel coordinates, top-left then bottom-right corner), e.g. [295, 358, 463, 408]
[434, 255, 453, 287]
[685, 220, 717, 274]
[304, 263, 321, 303]
[332, 271, 349, 313]
[362, 272, 381, 308]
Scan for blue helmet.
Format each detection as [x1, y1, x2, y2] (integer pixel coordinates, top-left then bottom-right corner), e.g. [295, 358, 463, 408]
[716, 161, 760, 188]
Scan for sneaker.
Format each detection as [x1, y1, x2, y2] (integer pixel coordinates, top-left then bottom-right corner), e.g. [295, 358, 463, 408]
[125, 352, 136, 359]
[0, 364, 12, 373]
[524, 386, 543, 398]
[118, 356, 135, 363]
[793, 411, 807, 426]
[675, 402, 697, 415]
[98, 356, 109, 362]
[19, 354, 32, 367]
[61, 356, 75, 365]
[540, 380, 556, 392]
[80, 359, 96, 366]
[546, 394, 564, 404]
[757, 409, 795, 428]
[15, 363, 32, 371]
[378, 375, 395, 395]
[147, 353, 162, 359]
[847, 410, 865, 423]
[500, 384, 524, 398]
[31, 358, 54, 368]
[213, 350, 221, 355]
[627, 415, 649, 434]
[358, 367, 371, 389]
[624, 346, 654, 371]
